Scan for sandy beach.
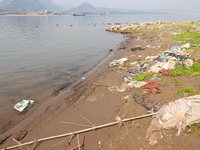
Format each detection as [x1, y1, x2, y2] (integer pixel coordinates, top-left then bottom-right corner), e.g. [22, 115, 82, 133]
[1, 21, 200, 150]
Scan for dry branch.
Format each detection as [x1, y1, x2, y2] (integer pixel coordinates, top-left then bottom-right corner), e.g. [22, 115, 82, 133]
[2, 113, 155, 150]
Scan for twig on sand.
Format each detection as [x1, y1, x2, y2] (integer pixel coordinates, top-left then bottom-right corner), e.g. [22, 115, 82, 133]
[3, 113, 156, 150]
[80, 115, 96, 127]
[31, 138, 39, 150]
[60, 121, 93, 128]
[82, 136, 85, 150]
[70, 135, 85, 150]
[77, 134, 80, 150]
[51, 136, 69, 147]
[66, 134, 75, 147]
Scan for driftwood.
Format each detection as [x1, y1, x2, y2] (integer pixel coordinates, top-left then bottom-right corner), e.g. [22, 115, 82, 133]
[2, 113, 155, 150]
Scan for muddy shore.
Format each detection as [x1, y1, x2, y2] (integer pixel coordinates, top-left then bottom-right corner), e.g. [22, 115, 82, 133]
[1, 21, 200, 150]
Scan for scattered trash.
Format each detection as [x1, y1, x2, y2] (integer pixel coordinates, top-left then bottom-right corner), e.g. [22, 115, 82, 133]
[131, 47, 145, 51]
[141, 82, 161, 94]
[126, 43, 193, 74]
[109, 57, 128, 67]
[132, 94, 160, 114]
[146, 95, 200, 145]
[14, 99, 35, 112]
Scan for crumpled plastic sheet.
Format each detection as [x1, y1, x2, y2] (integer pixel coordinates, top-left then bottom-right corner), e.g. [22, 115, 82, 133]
[146, 95, 200, 145]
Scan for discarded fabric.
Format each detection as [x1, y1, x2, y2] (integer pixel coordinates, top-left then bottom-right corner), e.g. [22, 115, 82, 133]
[132, 94, 160, 114]
[146, 95, 200, 145]
[14, 99, 35, 112]
[141, 82, 161, 94]
[158, 69, 170, 76]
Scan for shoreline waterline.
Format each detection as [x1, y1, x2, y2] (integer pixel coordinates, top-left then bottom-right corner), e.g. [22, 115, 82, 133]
[0, 35, 129, 141]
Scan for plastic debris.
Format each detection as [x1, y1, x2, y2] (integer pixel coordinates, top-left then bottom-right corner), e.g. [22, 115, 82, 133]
[14, 99, 35, 112]
[149, 77, 161, 81]
[146, 95, 200, 145]
[109, 57, 128, 67]
[81, 77, 86, 80]
[170, 46, 180, 50]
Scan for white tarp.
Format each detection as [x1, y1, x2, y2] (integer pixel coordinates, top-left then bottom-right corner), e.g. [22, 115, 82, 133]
[146, 95, 200, 145]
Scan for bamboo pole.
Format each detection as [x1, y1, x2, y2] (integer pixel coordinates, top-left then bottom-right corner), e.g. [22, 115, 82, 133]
[2, 113, 156, 150]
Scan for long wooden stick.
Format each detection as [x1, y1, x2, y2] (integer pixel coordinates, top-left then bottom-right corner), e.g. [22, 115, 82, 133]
[2, 113, 156, 150]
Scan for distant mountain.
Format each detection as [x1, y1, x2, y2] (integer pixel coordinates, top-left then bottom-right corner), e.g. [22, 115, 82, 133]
[68, 2, 132, 14]
[69, 2, 96, 12]
[0, 0, 61, 10]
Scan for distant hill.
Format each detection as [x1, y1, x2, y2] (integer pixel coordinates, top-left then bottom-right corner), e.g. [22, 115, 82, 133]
[0, 0, 61, 10]
[69, 2, 96, 12]
[68, 2, 132, 14]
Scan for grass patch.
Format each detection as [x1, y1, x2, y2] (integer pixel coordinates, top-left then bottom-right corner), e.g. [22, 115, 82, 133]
[188, 123, 200, 133]
[180, 25, 196, 31]
[191, 39, 200, 45]
[187, 63, 200, 76]
[169, 65, 186, 76]
[191, 39, 200, 50]
[172, 32, 200, 41]
[176, 86, 196, 95]
[133, 73, 152, 81]
[169, 63, 200, 77]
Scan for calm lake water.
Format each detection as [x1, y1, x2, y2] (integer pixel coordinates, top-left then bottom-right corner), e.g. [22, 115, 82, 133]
[0, 13, 199, 114]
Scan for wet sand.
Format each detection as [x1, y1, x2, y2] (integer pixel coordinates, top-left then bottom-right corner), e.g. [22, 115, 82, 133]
[1, 22, 200, 150]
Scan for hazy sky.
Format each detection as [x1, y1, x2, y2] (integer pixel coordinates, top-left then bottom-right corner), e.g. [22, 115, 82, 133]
[52, 0, 200, 10]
